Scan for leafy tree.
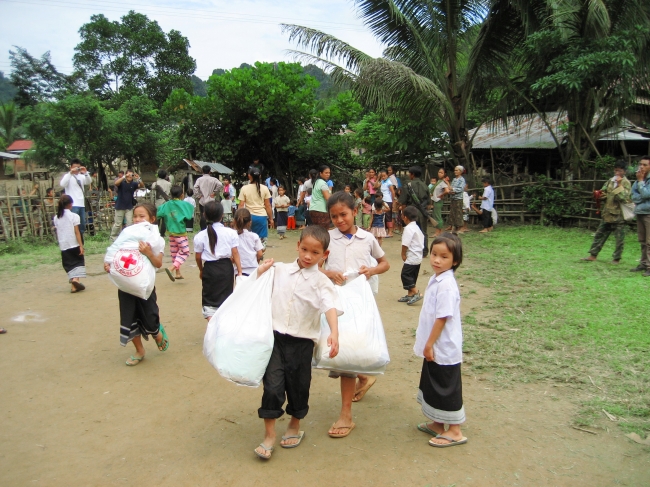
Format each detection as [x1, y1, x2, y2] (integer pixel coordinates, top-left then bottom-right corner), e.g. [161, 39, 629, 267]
[166, 62, 320, 183]
[514, 1, 650, 176]
[282, 0, 536, 168]
[73, 11, 196, 106]
[9, 47, 77, 107]
[0, 102, 25, 150]
[0, 72, 17, 104]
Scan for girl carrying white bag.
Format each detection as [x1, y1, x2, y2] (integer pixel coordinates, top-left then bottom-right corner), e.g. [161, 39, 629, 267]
[313, 274, 390, 375]
[105, 221, 161, 299]
[203, 268, 275, 387]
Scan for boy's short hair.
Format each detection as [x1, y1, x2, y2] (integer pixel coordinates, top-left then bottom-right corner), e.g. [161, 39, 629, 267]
[186, 188, 193, 197]
[299, 225, 330, 252]
[481, 176, 492, 184]
[403, 206, 418, 222]
[170, 185, 183, 199]
[614, 159, 627, 170]
[158, 169, 167, 179]
[430, 232, 463, 271]
[223, 192, 231, 199]
[408, 166, 422, 177]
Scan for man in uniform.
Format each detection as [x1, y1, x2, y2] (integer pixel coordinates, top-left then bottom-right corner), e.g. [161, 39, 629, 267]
[399, 166, 430, 257]
[581, 160, 631, 264]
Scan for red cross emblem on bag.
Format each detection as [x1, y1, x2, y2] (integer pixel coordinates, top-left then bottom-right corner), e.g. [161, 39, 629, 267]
[113, 249, 144, 277]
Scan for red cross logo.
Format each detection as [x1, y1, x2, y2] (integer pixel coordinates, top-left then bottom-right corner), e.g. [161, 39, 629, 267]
[120, 254, 138, 269]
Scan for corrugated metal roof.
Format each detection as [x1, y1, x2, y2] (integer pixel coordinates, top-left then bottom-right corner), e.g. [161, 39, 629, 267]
[183, 159, 233, 174]
[0, 151, 20, 159]
[470, 112, 647, 150]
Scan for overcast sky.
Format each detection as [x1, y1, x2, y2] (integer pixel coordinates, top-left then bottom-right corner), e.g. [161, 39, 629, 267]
[0, 0, 385, 80]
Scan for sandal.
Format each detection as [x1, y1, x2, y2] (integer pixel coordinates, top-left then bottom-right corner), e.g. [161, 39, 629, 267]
[254, 443, 274, 460]
[0, 328, 7, 334]
[165, 268, 176, 282]
[156, 324, 170, 352]
[280, 431, 305, 449]
[71, 281, 86, 292]
[428, 434, 468, 448]
[417, 423, 443, 437]
[328, 423, 356, 438]
[352, 377, 377, 402]
[126, 355, 144, 366]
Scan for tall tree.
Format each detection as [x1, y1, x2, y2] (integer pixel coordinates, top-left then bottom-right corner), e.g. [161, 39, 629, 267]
[9, 47, 76, 107]
[512, 0, 650, 175]
[0, 71, 17, 104]
[282, 0, 538, 167]
[73, 11, 196, 106]
[0, 102, 24, 150]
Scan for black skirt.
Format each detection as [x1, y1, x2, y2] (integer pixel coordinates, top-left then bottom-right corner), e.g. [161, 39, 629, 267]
[202, 258, 235, 309]
[417, 359, 465, 424]
[61, 247, 86, 281]
[119, 288, 160, 346]
[276, 211, 288, 228]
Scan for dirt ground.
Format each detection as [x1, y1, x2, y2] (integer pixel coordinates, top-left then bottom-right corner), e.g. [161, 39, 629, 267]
[1, 231, 648, 486]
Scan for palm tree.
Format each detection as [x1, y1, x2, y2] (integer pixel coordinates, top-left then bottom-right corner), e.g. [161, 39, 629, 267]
[283, 0, 540, 167]
[0, 101, 24, 150]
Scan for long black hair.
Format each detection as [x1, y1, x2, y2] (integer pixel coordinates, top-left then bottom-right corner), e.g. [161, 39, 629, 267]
[308, 168, 318, 186]
[248, 167, 262, 197]
[57, 194, 73, 219]
[204, 200, 224, 255]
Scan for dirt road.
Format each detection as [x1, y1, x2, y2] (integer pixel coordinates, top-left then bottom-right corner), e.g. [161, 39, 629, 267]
[1, 232, 647, 486]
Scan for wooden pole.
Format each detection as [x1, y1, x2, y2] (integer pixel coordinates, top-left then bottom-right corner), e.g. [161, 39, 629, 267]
[5, 193, 15, 239]
[490, 147, 496, 183]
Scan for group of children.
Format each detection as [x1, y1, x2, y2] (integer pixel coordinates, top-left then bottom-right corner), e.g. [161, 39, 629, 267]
[52, 178, 468, 457]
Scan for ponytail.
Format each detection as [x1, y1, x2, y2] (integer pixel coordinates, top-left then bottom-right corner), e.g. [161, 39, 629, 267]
[309, 168, 318, 186]
[57, 194, 73, 219]
[248, 168, 262, 198]
[203, 201, 224, 254]
[234, 207, 252, 235]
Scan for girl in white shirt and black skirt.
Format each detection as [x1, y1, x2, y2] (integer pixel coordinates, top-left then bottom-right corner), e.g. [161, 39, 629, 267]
[53, 195, 86, 293]
[194, 201, 242, 320]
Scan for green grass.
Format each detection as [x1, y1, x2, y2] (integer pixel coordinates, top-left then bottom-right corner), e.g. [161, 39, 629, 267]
[0, 232, 111, 273]
[459, 225, 649, 435]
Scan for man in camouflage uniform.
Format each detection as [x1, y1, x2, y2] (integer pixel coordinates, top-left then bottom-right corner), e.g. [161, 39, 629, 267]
[399, 166, 431, 257]
[582, 160, 631, 264]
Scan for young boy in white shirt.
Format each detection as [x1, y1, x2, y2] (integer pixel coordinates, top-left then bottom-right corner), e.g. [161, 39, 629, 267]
[399, 206, 425, 306]
[254, 225, 342, 460]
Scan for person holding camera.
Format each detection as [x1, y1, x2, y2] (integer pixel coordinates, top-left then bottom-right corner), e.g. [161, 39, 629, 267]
[110, 170, 144, 240]
[60, 159, 92, 236]
[630, 155, 650, 276]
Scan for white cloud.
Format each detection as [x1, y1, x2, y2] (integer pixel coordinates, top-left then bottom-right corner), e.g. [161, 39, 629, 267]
[0, 0, 385, 79]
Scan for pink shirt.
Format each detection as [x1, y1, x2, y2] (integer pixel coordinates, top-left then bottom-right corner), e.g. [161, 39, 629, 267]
[367, 178, 377, 195]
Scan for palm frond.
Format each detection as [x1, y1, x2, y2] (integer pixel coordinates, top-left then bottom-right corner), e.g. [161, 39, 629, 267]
[584, 0, 611, 38]
[281, 24, 372, 73]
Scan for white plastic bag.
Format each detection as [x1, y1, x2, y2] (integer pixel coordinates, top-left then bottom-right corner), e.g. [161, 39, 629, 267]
[105, 222, 160, 299]
[203, 268, 275, 387]
[621, 202, 636, 221]
[313, 275, 390, 375]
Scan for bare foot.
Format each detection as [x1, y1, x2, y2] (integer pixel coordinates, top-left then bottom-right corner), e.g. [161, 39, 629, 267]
[581, 256, 597, 261]
[478, 229, 488, 233]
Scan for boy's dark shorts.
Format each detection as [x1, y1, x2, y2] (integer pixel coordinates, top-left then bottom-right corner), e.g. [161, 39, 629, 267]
[258, 331, 314, 420]
[401, 263, 421, 290]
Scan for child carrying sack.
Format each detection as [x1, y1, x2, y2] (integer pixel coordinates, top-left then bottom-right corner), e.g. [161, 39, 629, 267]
[105, 222, 161, 300]
[203, 268, 275, 387]
[313, 274, 390, 375]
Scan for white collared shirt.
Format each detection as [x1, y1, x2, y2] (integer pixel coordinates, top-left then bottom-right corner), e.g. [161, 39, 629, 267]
[268, 261, 343, 342]
[413, 270, 462, 365]
[326, 227, 385, 273]
[193, 223, 238, 261]
[480, 185, 494, 211]
[53, 209, 80, 250]
[237, 229, 263, 272]
[401, 221, 424, 265]
[60, 172, 91, 207]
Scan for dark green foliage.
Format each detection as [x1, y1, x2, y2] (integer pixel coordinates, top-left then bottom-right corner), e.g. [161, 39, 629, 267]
[73, 10, 196, 107]
[191, 75, 207, 97]
[522, 176, 587, 223]
[0, 72, 17, 104]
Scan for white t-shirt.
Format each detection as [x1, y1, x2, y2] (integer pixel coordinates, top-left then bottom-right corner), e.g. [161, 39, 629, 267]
[380, 178, 394, 203]
[432, 181, 448, 202]
[184, 196, 196, 208]
[53, 209, 80, 251]
[401, 221, 424, 265]
[413, 270, 462, 365]
[237, 229, 263, 274]
[221, 199, 233, 214]
[193, 223, 239, 261]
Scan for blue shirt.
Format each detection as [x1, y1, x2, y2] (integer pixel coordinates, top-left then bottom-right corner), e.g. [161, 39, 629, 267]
[288, 205, 296, 217]
[327, 180, 334, 188]
[450, 177, 466, 200]
[115, 180, 140, 210]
